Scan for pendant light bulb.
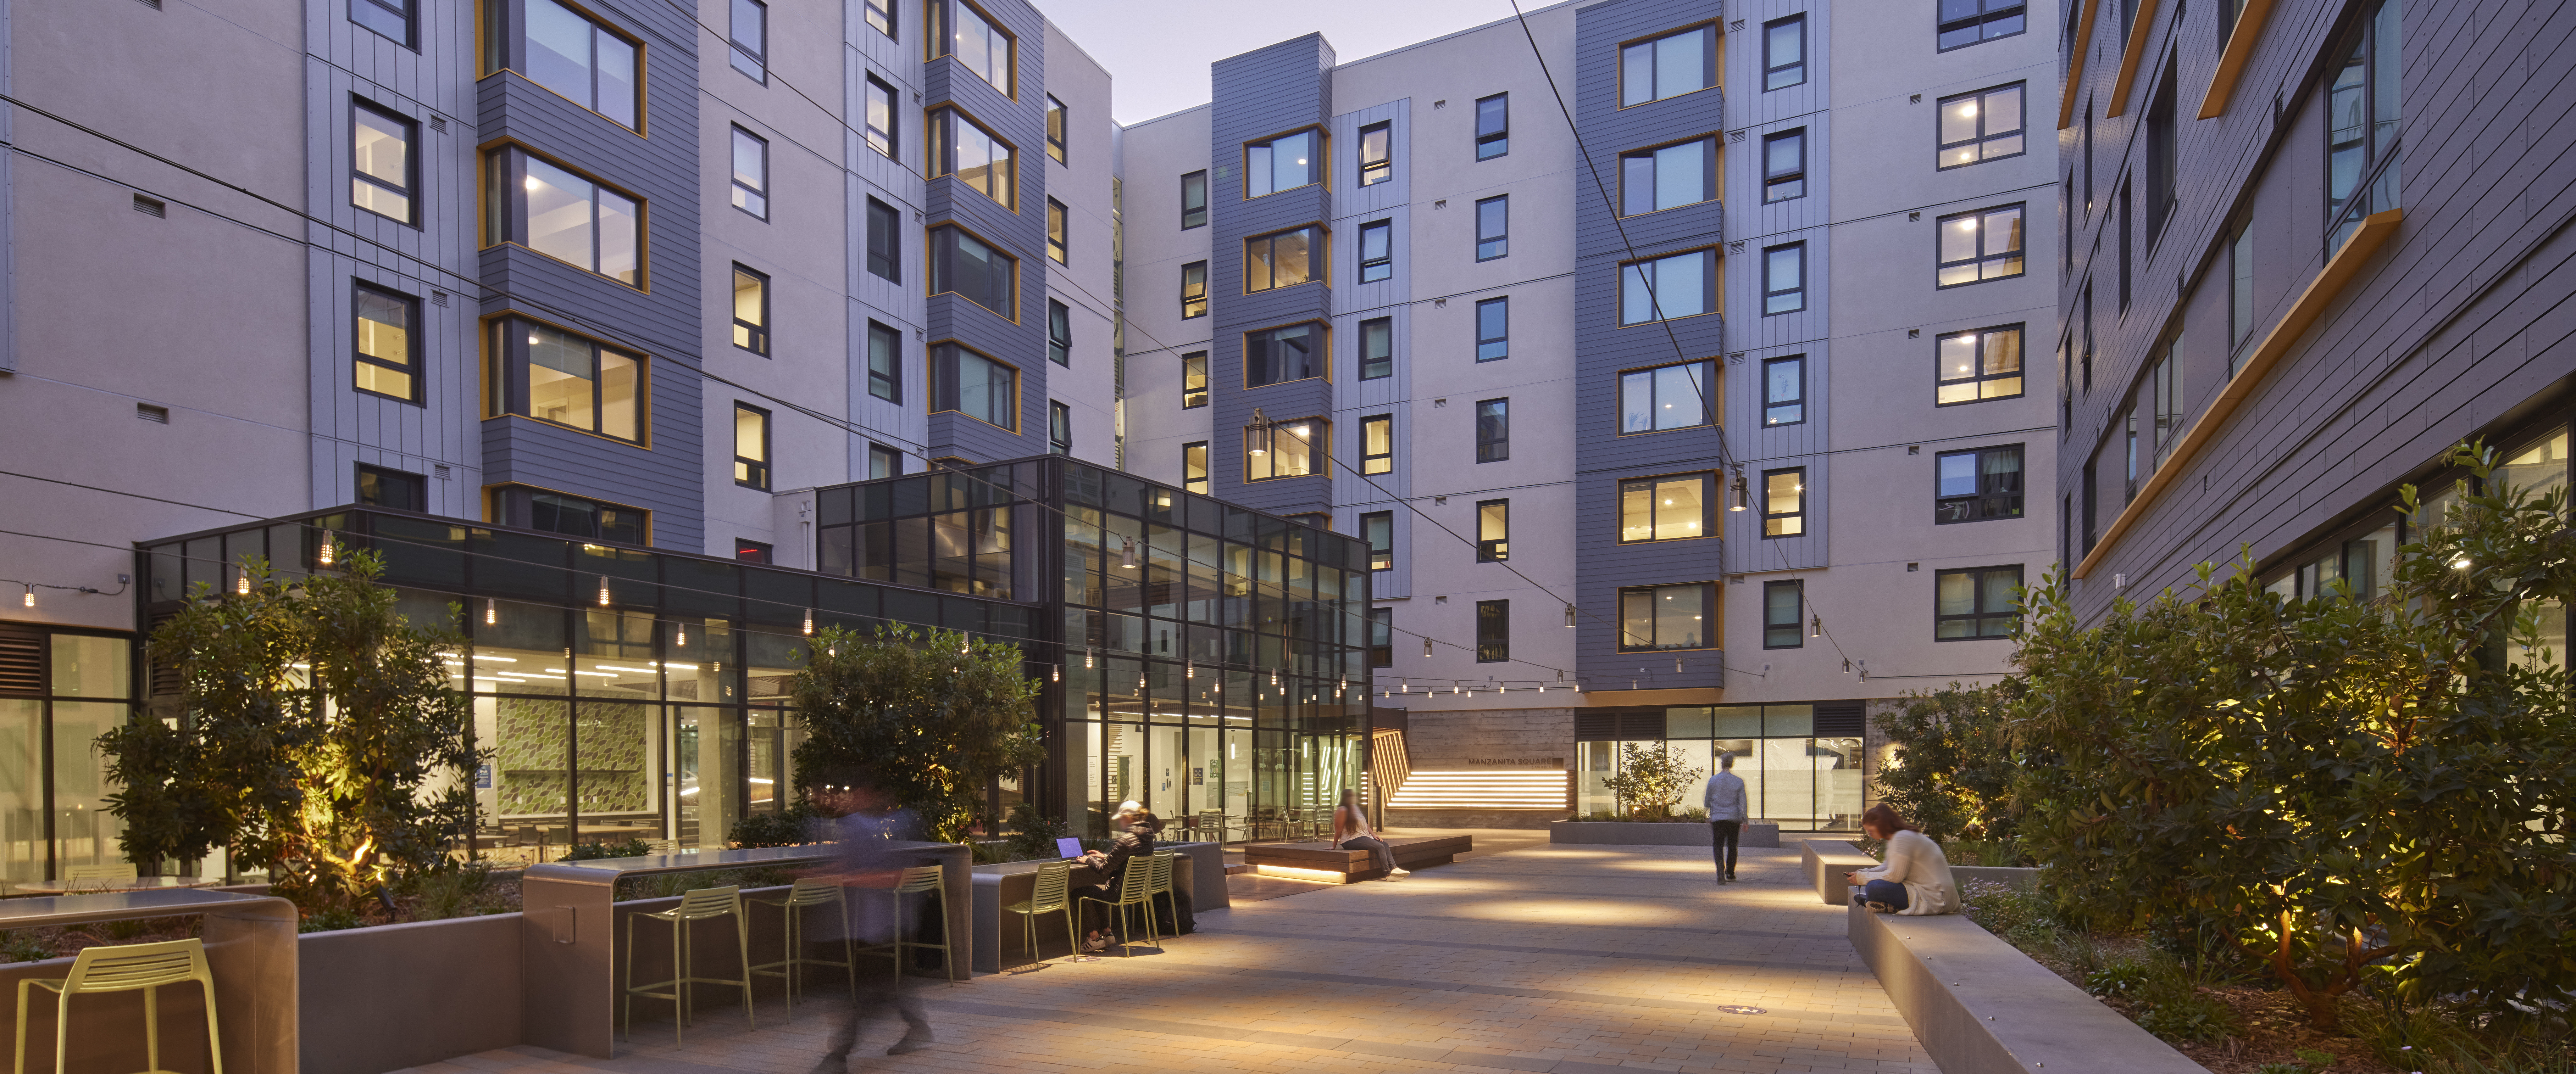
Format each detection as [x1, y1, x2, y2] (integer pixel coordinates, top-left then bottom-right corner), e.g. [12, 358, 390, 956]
[1248, 408, 1272, 456]
[1120, 538, 1139, 571]
[485, 598, 497, 626]
[676, 622, 687, 647]
[1052, 666, 1061, 682]
[1186, 659, 1196, 680]
[1674, 656, 1683, 673]
[802, 608, 815, 636]
[1564, 603, 1577, 628]
[598, 576, 612, 606]
[235, 570, 251, 596]
[318, 531, 335, 566]
[1729, 473, 1749, 512]
[1811, 615, 1823, 638]
[20, 586, 31, 608]
[1085, 647, 1095, 669]
[1422, 637, 1434, 657]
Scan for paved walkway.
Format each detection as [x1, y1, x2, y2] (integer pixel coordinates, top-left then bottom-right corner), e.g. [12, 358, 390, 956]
[404, 842, 1931, 1074]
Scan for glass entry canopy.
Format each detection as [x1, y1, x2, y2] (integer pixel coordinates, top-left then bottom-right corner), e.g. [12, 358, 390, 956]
[811, 458, 1376, 840]
[1575, 704, 1867, 831]
[139, 506, 1038, 859]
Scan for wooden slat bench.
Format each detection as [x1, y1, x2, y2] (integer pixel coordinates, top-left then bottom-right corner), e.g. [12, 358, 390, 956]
[1243, 834, 1472, 883]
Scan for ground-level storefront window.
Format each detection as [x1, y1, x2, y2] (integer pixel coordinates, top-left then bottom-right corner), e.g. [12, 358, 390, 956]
[1577, 705, 1864, 830]
[0, 625, 134, 882]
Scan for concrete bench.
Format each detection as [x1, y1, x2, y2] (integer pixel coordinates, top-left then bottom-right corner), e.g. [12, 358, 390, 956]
[1245, 834, 1471, 883]
[1801, 838, 1880, 905]
[1848, 901, 2203, 1073]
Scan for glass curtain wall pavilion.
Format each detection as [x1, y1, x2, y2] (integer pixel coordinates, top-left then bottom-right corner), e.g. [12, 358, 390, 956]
[1575, 705, 1867, 831]
[811, 458, 1374, 839]
[138, 506, 1039, 858]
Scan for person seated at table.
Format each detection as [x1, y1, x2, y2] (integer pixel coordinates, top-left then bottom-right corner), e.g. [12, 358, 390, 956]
[1840, 804, 1959, 916]
[1071, 802, 1158, 952]
[1332, 789, 1407, 879]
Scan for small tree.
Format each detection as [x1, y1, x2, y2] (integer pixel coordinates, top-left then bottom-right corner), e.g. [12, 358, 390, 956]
[1878, 682, 2027, 844]
[109, 546, 482, 919]
[1600, 743, 1705, 819]
[788, 624, 1045, 842]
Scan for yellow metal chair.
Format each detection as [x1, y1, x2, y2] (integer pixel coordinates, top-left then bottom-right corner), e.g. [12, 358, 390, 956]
[888, 866, 957, 987]
[1146, 853, 1180, 944]
[1002, 862, 1076, 968]
[1077, 858, 1158, 956]
[621, 886, 755, 1046]
[750, 878, 853, 1018]
[15, 937, 222, 1074]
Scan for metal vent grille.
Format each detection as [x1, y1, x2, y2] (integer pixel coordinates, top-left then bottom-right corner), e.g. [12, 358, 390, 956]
[0, 625, 42, 696]
[428, 115, 447, 134]
[1814, 700, 1866, 737]
[132, 194, 165, 217]
[136, 403, 169, 423]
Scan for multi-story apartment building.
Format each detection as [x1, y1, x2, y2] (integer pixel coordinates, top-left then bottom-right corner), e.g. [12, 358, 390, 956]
[2059, 0, 2573, 636]
[1120, 0, 2060, 829]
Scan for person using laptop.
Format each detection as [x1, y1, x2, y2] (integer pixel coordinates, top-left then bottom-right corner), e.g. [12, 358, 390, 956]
[1068, 802, 1159, 953]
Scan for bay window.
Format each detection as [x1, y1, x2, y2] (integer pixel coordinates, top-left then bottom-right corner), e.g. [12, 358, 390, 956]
[931, 343, 1016, 430]
[930, 225, 1015, 317]
[487, 317, 645, 441]
[930, 108, 1015, 208]
[1621, 248, 1715, 323]
[485, 147, 642, 287]
[1620, 583, 1713, 651]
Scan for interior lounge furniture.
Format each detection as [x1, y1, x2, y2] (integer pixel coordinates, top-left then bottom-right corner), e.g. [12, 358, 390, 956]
[1243, 834, 1472, 883]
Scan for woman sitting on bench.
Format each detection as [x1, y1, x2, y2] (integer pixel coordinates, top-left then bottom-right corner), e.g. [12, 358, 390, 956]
[1332, 789, 1408, 879]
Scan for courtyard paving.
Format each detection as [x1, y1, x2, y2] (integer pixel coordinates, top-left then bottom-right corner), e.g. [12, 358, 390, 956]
[402, 841, 1932, 1074]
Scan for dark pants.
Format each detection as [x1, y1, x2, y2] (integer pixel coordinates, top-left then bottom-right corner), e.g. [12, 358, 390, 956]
[1710, 820, 1740, 878]
[819, 943, 928, 1060]
[1341, 836, 1395, 874]
[1863, 879, 1911, 911]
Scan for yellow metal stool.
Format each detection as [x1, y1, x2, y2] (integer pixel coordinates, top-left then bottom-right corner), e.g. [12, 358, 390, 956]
[1146, 852, 1179, 944]
[15, 937, 222, 1074]
[1001, 862, 1076, 968]
[750, 878, 853, 1018]
[621, 886, 755, 1046]
[1078, 858, 1158, 956]
[63, 865, 136, 892]
[888, 866, 957, 987]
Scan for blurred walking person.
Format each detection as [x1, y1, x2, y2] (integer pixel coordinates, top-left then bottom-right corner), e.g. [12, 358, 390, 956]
[1704, 753, 1748, 883]
[808, 767, 934, 1071]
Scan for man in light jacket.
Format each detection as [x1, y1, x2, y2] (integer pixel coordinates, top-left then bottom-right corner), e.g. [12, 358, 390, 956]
[1703, 753, 1748, 883]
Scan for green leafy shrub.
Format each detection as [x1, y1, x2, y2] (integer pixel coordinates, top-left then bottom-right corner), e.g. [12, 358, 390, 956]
[1878, 683, 2029, 843]
[405, 862, 508, 920]
[2135, 994, 2234, 1043]
[560, 838, 653, 861]
[728, 805, 816, 848]
[298, 905, 366, 934]
[0, 931, 52, 964]
[2084, 959, 2151, 1000]
[2255, 1063, 2311, 1074]
[790, 625, 1045, 842]
[1003, 802, 1069, 861]
[1599, 743, 1704, 819]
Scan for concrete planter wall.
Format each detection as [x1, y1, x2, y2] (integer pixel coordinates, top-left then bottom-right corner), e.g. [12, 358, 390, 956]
[300, 913, 525, 1074]
[1549, 820, 1781, 847]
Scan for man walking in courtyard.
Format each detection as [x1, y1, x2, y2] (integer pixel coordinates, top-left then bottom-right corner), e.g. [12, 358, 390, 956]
[1705, 753, 1747, 883]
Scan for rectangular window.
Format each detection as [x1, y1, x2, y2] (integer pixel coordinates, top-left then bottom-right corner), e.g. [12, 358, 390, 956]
[352, 100, 415, 224]
[864, 0, 892, 38]
[732, 265, 769, 355]
[1762, 356, 1803, 425]
[2080, 284, 2095, 390]
[1620, 138, 1716, 215]
[1760, 243, 1804, 315]
[356, 464, 425, 510]
[1358, 122, 1392, 186]
[735, 539, 773, 563]
[1619, 361, 1711, 434]
[2146, 61, 2178, 240]
[1049, 401, 1072, 455]
[1180, 171, 1207, 229]
[1763, 129, 1805, 202]
[1475, 195, 1508, 260]
[863, 76, 897, 157]
[514, 0, 636, 128]
[1047, 299, 1071, 366]
[1046, 199, 1069, 263]
[865, 197, 900, 282]
[1182, 441, 1209, 493]
[728, 0, 766, 80]
[1935, 445, 2025, 523]
[1936, 204, 2025, 287]
[1358, 220, 1392, 282]
[498, 486, 648, 544]
[1935, 325, 2024, 405]
[351, 0, 413, 46]
[1475, 399, 1508, 463]
[1179, 261, 1207, 318]
[1618, 473, 1712, 542]
[1244, 225, 1320, 292]
[1362, 512, 1394, 571]
[486, 317, 644, 441]
[1936, 565, 2024, 639]
[1246, 417, 1323, 480]
[1246, 129, 1321, 196]
[733, 403, 771, 489]
[869, 443, 902, 479]
[1475, 297, 1508, 361]
[930, 0, 1012, 94]
[1938, 0, 2026, 50]
[1361, 415, 1394, 475]
[2229, 219, 2256, 360]
[1621, 24, 1715, 107]
[1475, 600, 1509, 662]
[731, 126, 769, 219]
[1245, 323, 1322, 387]
[1938, 83, 2025, 168]
[1622, 583, 1714, 651]
[1474, 94, 1508, 159]
[1625, 248, 1718, 323]
[1046, 95, 1068, 163]
[1180, 352, 1208, 408]
[2149, 337, 2182, 470]
[2124, 407, 2139, 501]
[931, 343, 1016, 429]
[2326, 0, 2399, 254]
[1476, 500, 1509, 562]
[353, 281, 420, 403]
[930, 109, 1014, 208]
[1763, 468, 1806, 537]
[1358, 317, 1393, 380]
[930, 225, 1015, 317]
[1763, 15, 1805, 90]
[1763, 580, 1803, 648]
[867, 321, 901, 402]
[1368, 607, 1393, 667]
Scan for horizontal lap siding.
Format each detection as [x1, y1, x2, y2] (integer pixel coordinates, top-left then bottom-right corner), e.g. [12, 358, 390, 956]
[1211, 35, 1337, 518]
[921, 0, 1049, 462]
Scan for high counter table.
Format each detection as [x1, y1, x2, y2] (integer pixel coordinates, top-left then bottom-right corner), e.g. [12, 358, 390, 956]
[520, 842, 970, 1059]
[0, 888, 298, 1074]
